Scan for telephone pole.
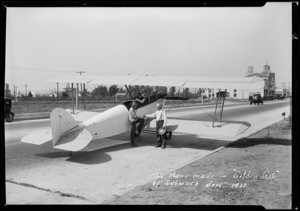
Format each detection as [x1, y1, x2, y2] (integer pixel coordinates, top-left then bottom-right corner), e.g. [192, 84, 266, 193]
[76, 71, 86, 109]
[57, 82, 59, 101]
[25, 84, 27, 100]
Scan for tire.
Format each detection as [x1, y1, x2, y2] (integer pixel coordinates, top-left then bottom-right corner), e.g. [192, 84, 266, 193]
[5, 113, 14, 122]
[135, 129, 141, 137]
[165, 131, 172, 140]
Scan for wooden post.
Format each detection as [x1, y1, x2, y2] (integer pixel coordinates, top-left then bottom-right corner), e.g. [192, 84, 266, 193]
[57, 82, 59, 101]
[71, 83, 74, 114]
[83, 83, 86, 110]
[76, 83, 79, 109]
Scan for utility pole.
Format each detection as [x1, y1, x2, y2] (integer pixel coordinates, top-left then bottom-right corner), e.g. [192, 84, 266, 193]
[83, 83, 86, 109]
[25, 84, 27, 100]
[71, 83, 74, 114]
[76, 71, 86, 108]
[57, 82, 59, 101]
[76, 83, 79, 109]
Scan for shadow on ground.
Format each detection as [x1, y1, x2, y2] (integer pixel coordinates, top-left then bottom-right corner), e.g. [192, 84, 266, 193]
[227, 137, 291, 148]
[34, 131, 231, 165]
[35, 122, 291, 165]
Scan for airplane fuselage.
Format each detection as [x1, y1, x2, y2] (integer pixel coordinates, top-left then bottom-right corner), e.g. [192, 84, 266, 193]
[79, 98, 165, 140]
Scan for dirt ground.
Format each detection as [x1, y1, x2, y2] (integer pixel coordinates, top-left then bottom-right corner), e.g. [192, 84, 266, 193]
[104, 119, 292, 209]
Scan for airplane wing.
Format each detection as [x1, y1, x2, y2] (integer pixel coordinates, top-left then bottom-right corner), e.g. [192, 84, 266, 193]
[47, 74, 264, 90]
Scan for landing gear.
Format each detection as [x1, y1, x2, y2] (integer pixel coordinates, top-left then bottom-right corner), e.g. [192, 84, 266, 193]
[165, 131, 172, 140]
[135, 129, 141, 137]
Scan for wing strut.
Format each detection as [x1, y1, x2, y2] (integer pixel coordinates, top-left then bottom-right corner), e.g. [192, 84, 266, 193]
[125, 85, 133, 99]
[212, 89, 227, 127]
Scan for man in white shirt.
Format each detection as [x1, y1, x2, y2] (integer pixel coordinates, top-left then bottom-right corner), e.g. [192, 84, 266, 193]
[128, 101, 145, 147]
[144, 102, 167, 149]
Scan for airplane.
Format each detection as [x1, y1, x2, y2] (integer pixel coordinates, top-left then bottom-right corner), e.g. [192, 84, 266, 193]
[20, 74, 265, 152]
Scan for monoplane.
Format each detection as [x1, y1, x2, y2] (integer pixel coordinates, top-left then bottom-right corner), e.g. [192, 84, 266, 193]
[20, 74, 264, 152]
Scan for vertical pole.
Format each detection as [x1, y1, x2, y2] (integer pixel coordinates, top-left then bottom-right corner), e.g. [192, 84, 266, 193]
[212, 96, 219, 127]
[81, 83, 83, 101]
[71, 83, 74, 114]
[83, 83, 86, 110]
[25, 84, 27, 100]
[76, 83, 79, 109]
[57, 82, 59, 101]
[219, 89, 226, 125]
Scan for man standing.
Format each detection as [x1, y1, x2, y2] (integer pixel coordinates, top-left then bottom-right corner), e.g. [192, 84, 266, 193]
[144, 102, 167, 149]
[128, 101, 145, 147]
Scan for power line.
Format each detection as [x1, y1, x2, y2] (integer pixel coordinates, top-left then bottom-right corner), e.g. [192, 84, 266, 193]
[5, 66, 77, 73]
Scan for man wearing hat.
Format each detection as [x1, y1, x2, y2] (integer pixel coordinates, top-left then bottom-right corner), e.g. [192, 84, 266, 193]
[144, 102, 167, 149]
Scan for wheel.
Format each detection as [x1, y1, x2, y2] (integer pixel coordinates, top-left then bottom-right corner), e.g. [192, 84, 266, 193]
[165, 131, 172, 140]
[135, 129, 141, 137]
[5, 113, 14, 122]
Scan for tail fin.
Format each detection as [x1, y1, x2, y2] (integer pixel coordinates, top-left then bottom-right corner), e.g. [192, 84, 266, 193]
[50, 108, 92, 151]
[50, 108, 78, 146]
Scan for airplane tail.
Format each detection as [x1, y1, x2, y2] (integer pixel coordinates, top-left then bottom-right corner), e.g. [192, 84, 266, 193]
[50, 108, 93, 151]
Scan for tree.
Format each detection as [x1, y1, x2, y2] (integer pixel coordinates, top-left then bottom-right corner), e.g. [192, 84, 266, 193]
[92, 85, 108, 99]
[118, 87, 125, 93]
[27, 91, 33, 98]
[183, 88, 190, 98]
[108, 85, 119, 96]
[169, 86, 176, 97]
[62, 92, 69, 99]
[154, 86, 167, 93]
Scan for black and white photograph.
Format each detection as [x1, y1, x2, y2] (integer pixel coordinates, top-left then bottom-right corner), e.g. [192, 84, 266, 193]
[3, 2, 295, 209]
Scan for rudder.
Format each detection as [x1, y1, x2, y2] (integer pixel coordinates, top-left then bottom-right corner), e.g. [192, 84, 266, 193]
[50, 108, 78, 146]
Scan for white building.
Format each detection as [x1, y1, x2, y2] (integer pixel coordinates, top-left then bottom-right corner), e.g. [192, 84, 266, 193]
[202, 76, 265, 100]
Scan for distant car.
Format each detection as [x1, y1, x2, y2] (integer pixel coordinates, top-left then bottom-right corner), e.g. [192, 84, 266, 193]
[275, 94, 285, 100]
[262, 96, 272, 101]
[4, 98, 15, 122]
[249, 94, 263, 105]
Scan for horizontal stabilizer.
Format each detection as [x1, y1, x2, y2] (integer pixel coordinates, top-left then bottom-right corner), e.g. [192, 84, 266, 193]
[20, 129, 52, 145]
[54, 128, 93, 151]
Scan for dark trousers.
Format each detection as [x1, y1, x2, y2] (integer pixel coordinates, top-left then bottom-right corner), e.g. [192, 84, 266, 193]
[156, 120, 166, 147]
[130, 118, 145, 145]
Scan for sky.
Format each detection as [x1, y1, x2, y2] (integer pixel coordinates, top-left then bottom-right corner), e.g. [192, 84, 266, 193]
[5, 3, 292, 94]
